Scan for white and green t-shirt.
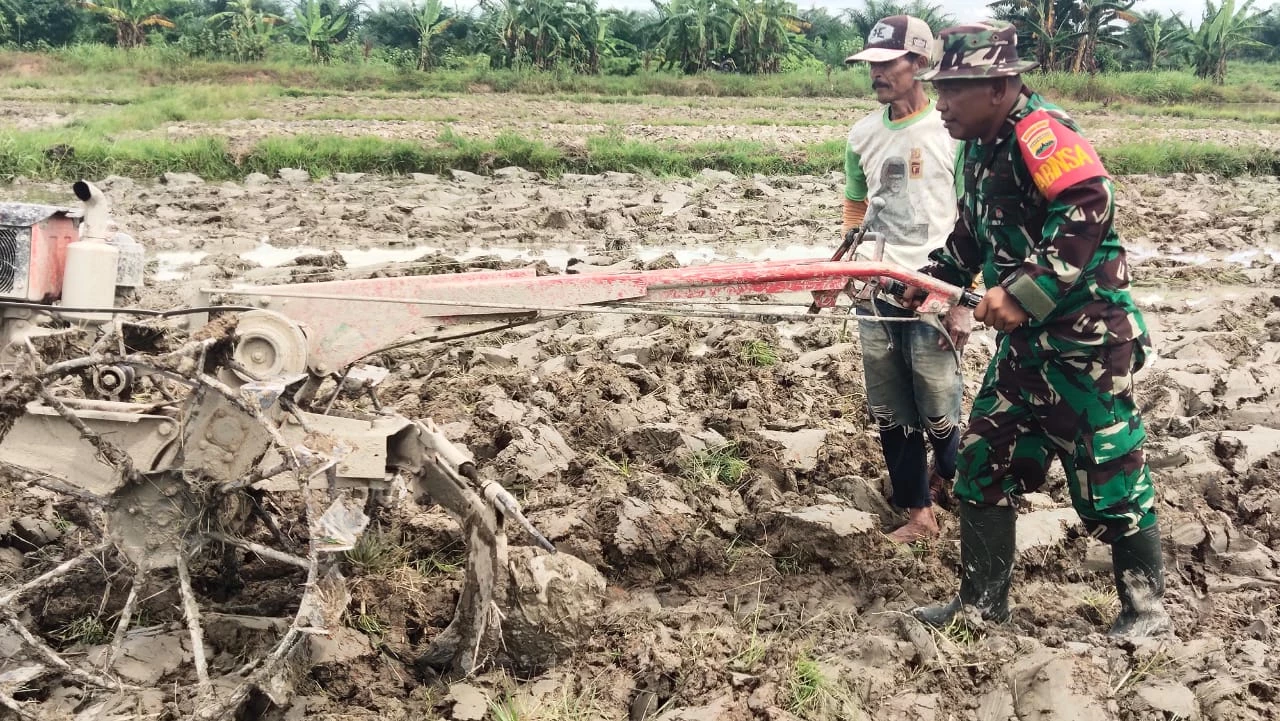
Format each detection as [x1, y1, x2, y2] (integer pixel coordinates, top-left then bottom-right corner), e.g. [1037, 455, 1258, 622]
[844, 99, 961, 275]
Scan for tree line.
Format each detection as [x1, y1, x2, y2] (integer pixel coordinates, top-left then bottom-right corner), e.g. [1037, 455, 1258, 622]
[2, 0, 1277, 83]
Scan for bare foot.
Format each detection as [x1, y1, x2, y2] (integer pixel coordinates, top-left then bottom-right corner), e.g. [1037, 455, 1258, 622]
[887, 506, 940, 544]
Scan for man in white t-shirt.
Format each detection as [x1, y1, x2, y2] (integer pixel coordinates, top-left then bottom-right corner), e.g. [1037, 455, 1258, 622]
[843, 15, 972, 543]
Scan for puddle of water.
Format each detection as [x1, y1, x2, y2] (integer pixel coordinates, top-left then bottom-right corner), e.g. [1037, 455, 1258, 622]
[1128, 245, 1213, 265]
[1129, 245, 1280, 268]
[153, 237, 1280, 287]
[153, 251, 209, 281]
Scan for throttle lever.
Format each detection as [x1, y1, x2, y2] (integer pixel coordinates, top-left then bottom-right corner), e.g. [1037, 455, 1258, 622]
[879, 279, 984, 310]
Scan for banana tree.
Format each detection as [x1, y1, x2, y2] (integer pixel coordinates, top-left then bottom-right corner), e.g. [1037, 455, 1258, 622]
[1179, 0, 1268, 83]
[411, 0, 452, 69]
[293, 0, 349, 62]
[78, 0, 175, 48]
[726, 0, 807, 73]
[562, 0, 608, 73]
[518, 0, 575, 69]
[652, 0, 731, 72]
[209, 0, 284, 61]
[1069, 0, 1139, 73]
[477, 0, 522, 67]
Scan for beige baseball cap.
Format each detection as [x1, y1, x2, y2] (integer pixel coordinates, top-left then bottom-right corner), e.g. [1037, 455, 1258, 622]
[845, 15, 935, 64]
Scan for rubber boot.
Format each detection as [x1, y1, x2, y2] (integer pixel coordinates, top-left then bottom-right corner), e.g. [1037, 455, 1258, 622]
[1108, 523, 1172, 638]
[912, 502, 1015, 627]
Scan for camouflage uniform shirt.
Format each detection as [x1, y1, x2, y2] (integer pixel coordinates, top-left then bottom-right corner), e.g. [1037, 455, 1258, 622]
[922, 89, 1150, 363]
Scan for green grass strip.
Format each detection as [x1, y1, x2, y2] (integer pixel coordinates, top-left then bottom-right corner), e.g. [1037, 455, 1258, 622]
[2, 131, 1277, 181]
[8, 48, 1280, 106]
[1101, 141, 1280, 176]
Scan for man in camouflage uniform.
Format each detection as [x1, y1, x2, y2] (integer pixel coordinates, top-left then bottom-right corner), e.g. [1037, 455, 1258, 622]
[902, 20, 1172, 638]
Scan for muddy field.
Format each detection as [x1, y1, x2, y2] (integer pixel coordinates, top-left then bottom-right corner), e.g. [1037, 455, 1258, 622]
[2, 105, 1280, 721]
[4, 89, 1280, 153]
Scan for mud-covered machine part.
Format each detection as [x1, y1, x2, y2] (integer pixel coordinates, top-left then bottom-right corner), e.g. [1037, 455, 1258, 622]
[0, 186, 558, 720]
[0, 181, 980, 719]
[0, 309, 547, 719]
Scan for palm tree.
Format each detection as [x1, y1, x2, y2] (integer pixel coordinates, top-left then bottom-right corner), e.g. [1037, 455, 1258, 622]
[79, 0, 175, 48]
[845, 0, 952, 39]
[603, 7, 656, 52]
[1179, 0, 1268, 83]
[292, 0, 349, 62]
[1126, 10, 1188, 69]
[1069, 0, 1138, 73]
[1249, 6, 1280, 59]
[988, 0, 1077, 71]
[0, 0, 26, 45]
[799, 6, 859, 67]
[410, 0, 452, 69]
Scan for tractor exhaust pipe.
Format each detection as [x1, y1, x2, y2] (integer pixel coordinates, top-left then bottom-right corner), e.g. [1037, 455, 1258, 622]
[72, 180, 110, 242]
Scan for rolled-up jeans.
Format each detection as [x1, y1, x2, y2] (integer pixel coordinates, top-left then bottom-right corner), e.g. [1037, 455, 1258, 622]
[856, 297, 964, 509]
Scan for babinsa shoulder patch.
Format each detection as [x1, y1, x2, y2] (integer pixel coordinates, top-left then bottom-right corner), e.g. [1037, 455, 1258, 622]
[1014, 109, 1108, 201]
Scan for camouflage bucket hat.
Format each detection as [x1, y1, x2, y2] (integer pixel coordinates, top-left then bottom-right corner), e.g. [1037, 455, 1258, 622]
[917, 20, 1039, 81]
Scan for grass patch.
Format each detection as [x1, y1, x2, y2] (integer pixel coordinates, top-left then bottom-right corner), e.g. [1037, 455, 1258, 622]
[785, 650, 863, 719]
[774, 553, 806, 576]
[682, 442, 750, 487]
[490, 696, 523, 721]
[937, 616, 978, 648]
[52, 614, 107, 646]
[1111, 649, 1176, 694]
[741, 339, 779, 367]
[1101, 141, 1280, 176]
[347, 599, 389, 639]
[599, 454, 634, 479]
[486, 672, 605, 721]
[1080, 587, 1120, 626]
[343, 523, 410, 574]
[729, 589, 769, 672]
[1033, 70, 1233, 105]
[59, 84, 279, 134]
[787, 654, 828, 715]
[1100, 101, 1280, 125]
[0, 133, 239, 181]
[411, 542, 466, 576]
[2, 126, 1277, 182]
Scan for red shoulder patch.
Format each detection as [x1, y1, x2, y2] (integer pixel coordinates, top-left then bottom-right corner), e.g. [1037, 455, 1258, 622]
[1015, 109, 1108, 201]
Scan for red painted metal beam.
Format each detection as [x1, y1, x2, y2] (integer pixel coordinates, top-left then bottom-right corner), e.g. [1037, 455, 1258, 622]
[224, 257, 968, 372]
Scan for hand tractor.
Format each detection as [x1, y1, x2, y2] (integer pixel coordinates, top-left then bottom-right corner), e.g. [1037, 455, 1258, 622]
[0, 182, 977, 719]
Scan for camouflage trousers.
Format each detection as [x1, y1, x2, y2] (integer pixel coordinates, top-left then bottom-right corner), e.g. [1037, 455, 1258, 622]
[954, 338, 1156, 543]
